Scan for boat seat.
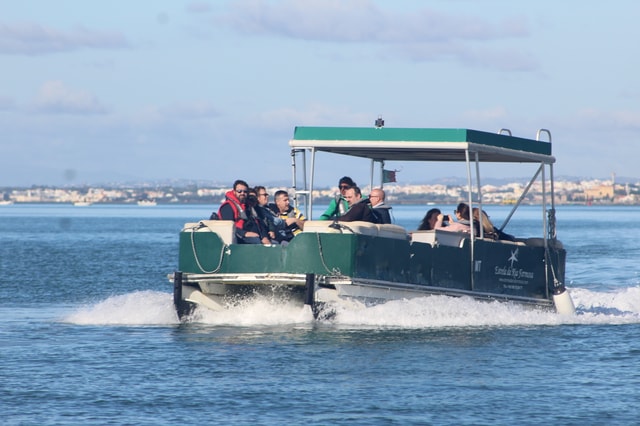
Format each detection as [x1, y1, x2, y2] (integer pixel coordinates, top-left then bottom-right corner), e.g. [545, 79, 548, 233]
[302, 220, 378, 236]
[182, 220, 236, 245]
[376, 224, 409, 240]
[411, 229, 469, 248]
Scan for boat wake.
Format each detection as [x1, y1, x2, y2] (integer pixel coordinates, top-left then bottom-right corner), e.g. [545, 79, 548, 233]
[63, 290, 179, 326]
[62, 286, 640, 328]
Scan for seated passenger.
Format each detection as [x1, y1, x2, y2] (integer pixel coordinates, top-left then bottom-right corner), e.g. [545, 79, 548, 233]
[269, 190, 305, 243]
[319, 176, 355, 220]
[418, 208, 442, 230]
[369, 188, 392, 224]
[337, 186, 376, 223]
[247, 188, 272, 241]
[445, 202, 473, 233]
[254, 185, 283, 242]
[218, 179, 270, 244]
[473, 208, 516, 241]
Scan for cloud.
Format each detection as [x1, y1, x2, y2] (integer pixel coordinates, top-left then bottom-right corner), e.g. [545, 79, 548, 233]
[0, 22, 129, 55]
[220, 1, 529, 42]
[31, 81, 108, 115]
[222, 0, 528, 42]
[216, 0, 532, 70]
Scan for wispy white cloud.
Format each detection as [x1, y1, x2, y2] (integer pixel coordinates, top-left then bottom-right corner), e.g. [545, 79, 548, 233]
[222, 0, 527, 42]
[31, 81, 108, 115]
[0, 22, 129, 55]
[214, 0, 532, 70]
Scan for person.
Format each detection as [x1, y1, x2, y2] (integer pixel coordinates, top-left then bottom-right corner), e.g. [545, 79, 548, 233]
[218, 179, 270, 244]
[269, 190, 305, 243]
[444, 202, 473, 233]
[446, 203, 479, 235]
[369, 188, 392, 224]
[337, 186, 376, 223]
[418, 208, 442, 230]
[253, 185, 282, 242]
[246, 187, 272, 240]
[472, 208, 516, 241]
[319, 176, 355, 220]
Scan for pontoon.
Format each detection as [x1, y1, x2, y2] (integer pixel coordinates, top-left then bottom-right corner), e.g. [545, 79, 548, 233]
[170, 125, 575, 319]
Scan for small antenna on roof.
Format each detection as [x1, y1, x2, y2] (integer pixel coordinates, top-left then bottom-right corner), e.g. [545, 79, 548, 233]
[374, 115, 384, 128]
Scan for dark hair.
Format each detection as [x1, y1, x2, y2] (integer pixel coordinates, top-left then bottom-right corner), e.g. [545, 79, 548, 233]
[349, 186, 362, 197]
[274, 190, 289, 200]
[246, 188, 258, 206]
[456, 202, 470, 220]
[339, 176, 356, 187]
[233, 179, 249, 190]
[418, 208, 441, 230]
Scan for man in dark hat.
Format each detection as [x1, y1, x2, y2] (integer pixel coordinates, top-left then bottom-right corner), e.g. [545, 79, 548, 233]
[319, 176, 355, 220]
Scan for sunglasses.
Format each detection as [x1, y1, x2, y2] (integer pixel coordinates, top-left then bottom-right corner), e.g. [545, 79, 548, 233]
[339, 185, 351, 190]
[236, 189, 248, 194]
[259, 193, 269, 197]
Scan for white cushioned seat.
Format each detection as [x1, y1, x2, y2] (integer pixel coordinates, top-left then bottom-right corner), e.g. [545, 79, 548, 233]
[183, 220, 236, 245]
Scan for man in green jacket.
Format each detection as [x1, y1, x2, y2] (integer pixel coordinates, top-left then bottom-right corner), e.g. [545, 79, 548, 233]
[319, 176, 355, 220]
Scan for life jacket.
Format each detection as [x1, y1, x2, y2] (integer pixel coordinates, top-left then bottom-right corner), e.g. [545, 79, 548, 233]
[336, 194, 348, 216]
[218, 190, 248, 229]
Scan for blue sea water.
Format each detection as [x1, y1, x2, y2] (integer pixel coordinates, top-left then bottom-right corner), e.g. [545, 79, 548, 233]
[1, 203, 640, 425]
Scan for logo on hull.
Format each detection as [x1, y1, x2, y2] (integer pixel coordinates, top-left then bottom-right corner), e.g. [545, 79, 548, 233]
[494, 247, 534, 287]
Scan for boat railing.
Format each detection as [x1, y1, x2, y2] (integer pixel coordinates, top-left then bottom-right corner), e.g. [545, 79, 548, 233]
[536, 128, 552, 142]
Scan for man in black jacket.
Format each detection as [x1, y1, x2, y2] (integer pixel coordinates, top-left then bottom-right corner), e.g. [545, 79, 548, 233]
[337, 186, 376, 223]
[369, 188, 392, 224]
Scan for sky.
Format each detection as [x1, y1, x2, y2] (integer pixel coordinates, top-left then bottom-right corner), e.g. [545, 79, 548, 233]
[1, 0, 639, 188]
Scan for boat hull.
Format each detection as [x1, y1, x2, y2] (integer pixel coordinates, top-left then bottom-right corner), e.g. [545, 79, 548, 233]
[170, 221, 569, 319]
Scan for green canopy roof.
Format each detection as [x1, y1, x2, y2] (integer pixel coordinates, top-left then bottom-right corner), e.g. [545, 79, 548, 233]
[289, 127, 554, 163]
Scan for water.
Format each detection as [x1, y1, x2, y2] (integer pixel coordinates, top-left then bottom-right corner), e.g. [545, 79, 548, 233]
[2, 204, 640, 425]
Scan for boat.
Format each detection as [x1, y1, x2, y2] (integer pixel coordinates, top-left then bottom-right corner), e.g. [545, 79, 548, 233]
[137, 199, 157, 206]
[170, 125, 575, 320]
[73, 201, 92, 206]
[0, 200, 13, 206]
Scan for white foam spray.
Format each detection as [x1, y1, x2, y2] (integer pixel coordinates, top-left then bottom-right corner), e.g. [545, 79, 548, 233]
[63, 290, 179, 325]
[62, 286, 640, 328]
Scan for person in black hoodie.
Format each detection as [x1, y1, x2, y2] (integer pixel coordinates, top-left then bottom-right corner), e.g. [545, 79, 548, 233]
[337, 186, 376, 223]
